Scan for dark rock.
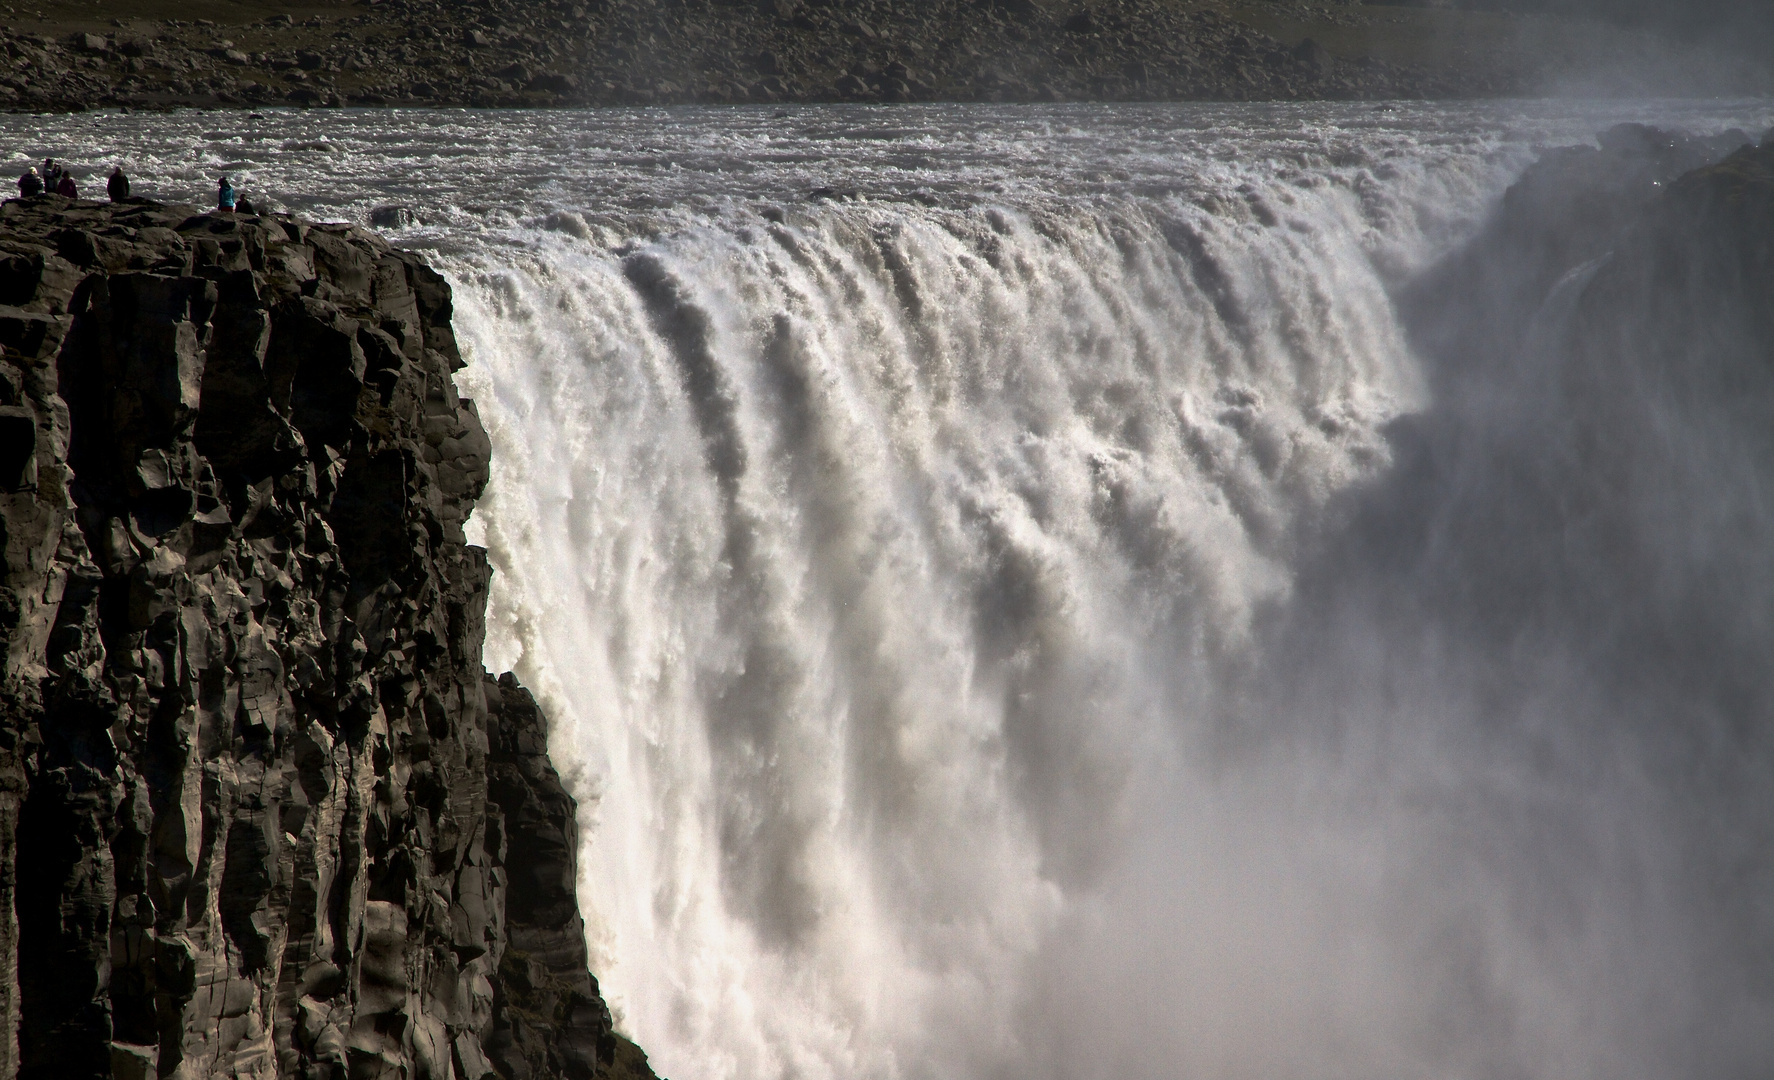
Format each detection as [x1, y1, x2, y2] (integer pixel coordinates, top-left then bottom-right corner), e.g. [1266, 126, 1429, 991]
[370, 206, 421, 229]
[481, 675, 650, 1080]
[0, 198, 657, 1080]
[1402, 123, 1769, 454]
[0, 408, 35, 490]
[529, 73, 581, 94]
[1293, 37, 1332, 75]
[0, 0, 1560, 111]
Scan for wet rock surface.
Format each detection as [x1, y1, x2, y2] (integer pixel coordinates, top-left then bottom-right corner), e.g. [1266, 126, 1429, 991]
[1400, 123, 1766, 381]
[0, 0, 1555, 112]
[1368, 124, 1774, 672]
[0, 193, 655, 1080]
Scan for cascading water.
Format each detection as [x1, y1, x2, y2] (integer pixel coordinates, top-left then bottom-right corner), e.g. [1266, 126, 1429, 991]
[8, 101, 1773, 1079]
[450, 189, 1426, 1079]
[436, 112, 1774, 1079]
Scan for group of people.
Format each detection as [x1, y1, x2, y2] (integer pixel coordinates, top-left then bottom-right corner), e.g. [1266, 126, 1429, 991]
[15, 160, 252, 213]
[16, 158, 131, 201]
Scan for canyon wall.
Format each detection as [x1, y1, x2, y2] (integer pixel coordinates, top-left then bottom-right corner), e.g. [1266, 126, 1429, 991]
[0, 194, 653, 1080]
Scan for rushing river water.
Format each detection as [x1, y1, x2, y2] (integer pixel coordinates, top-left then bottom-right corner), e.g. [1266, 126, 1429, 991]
[7, 101, 1774, 1080]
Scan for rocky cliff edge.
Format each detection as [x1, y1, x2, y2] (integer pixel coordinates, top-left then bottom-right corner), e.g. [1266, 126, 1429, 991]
[0, 193, 655, 1080]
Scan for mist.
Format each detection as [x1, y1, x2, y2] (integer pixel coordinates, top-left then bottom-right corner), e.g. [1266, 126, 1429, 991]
[427, 102, 1774, 1079]
[1013, 121, 1774, 1078]
[1459, 0, 1774, 43]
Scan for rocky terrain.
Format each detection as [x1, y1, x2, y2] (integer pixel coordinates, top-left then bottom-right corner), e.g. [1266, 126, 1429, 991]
[0, 192, 656, 1078]
[3, 0, 1765, 113]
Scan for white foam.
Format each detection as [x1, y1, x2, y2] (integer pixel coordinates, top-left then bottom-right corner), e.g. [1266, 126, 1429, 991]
[447, 130, 1505, 1079]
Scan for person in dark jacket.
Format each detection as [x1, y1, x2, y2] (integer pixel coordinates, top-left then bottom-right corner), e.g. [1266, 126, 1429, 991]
[217, 175, 236, 212]
[107, 166, 129, 201]
[17, 167, 42, 197]
[41, 158, 60, 190]
[54, 172, 76, 198]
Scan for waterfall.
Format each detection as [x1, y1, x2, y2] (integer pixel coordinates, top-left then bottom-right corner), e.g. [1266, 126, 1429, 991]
[446, 133, 1774, 1080]
[4, 99, 1770, 1080]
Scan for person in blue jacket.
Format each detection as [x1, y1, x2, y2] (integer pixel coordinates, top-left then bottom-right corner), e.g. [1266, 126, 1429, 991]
[217, 175, 236, 212]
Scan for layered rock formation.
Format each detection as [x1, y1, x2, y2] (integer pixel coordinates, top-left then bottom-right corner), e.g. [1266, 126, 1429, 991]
[0, 194, 654, 1079]
[0, 0, 1526, 111]
[7, 0, 1771, 111]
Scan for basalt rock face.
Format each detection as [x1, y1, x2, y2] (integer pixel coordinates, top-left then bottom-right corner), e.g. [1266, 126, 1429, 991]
[0, 195, 654, 1080]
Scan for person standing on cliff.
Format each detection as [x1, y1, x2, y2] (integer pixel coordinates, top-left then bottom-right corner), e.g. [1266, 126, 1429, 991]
[107, 166, 129, 202]
[217, 175, 236, 212]
[16, 167, 42, 198]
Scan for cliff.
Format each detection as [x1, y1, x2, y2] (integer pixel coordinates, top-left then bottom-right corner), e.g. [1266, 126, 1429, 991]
[0, 194, 655, 1080]
[1360, 123, 1774, 676]
[1398, 122, 1766, 379]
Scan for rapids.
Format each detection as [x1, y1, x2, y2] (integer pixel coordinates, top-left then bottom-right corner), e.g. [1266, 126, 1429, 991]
[7, 101, 1773, 1079]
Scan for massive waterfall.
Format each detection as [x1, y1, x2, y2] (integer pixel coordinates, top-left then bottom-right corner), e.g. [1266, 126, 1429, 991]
[451, 191, 1427, 1079]
[8, 102, 1771, 1079]
[435, 109, 1774, 1079]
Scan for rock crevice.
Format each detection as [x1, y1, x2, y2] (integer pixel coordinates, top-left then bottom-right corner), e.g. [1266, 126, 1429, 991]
[0, 193, 653, 1080]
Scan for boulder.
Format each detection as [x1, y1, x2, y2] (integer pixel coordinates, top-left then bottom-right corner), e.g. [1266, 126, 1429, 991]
[370, 205, 421, 229]
[529, 72, 581, 94]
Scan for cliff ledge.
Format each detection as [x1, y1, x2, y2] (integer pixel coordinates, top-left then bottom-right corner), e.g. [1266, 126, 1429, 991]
[0, 193, 654, 1080]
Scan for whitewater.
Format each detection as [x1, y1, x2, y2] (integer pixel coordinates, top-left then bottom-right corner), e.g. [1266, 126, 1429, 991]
[7, 100, 1774, 1079]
